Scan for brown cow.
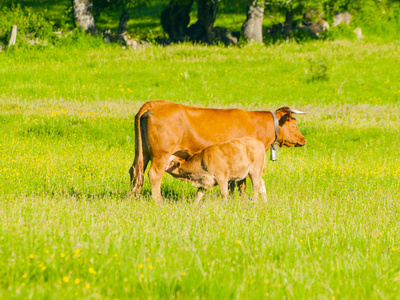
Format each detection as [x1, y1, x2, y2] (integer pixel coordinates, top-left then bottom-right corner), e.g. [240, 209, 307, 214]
[165, 137, 267, 202]
[129, 100, 306, 203]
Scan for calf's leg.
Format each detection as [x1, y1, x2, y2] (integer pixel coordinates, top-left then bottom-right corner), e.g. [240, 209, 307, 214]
[229, 179, 246, 197]
[229, 181, 235, 196]
[216, 179, 229, 200]
[249, 174, 267, 202]
[237, 179, 246, 196]
[259, 179, 267, 202]
[195, 187, 206, 204]
[249, 173, 262, 200]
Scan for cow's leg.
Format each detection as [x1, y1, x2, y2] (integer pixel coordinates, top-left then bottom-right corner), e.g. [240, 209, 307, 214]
[148, 155, 169, 204]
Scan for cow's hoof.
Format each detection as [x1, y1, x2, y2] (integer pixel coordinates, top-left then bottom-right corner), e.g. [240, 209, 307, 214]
[154, 198, 164, 205]
[126, 190, 138, 199]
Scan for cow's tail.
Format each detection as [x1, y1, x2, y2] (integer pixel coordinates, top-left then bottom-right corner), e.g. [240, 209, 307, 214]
[130, 100, 169, 193]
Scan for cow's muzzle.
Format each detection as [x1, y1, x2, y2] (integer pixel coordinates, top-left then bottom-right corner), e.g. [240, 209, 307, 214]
[295, 138, 306, 147]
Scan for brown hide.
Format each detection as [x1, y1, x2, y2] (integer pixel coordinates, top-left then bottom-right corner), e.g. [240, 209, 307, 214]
[129, 100, 306, 203]
[166, 137, 267, 201]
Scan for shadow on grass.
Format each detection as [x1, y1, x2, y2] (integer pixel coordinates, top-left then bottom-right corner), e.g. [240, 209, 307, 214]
[161, 186, 196, 203]
[61, 186, 194, 203]
[62, 189, 128, 200]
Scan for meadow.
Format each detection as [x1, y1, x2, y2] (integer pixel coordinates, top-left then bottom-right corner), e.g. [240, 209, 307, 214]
[0, 40, 400, 299]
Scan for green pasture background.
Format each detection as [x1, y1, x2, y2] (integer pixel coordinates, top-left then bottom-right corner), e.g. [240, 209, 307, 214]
[1, 37, 400, 298]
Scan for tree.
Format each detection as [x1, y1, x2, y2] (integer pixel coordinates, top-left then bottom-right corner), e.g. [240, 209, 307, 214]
[195, 0, 219, 44]
[185, 0, 219, 44]
[267, 0, 324, 40]
[71, 0, 97, 33]
[161, 0, 194, 42]
[161, 0, 219, 44]
[93, 0, 149, 35]
[118, 10, 131, 34]
[242, 0, 264, 42]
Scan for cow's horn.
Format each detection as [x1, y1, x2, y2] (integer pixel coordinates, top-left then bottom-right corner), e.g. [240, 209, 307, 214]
[289, 109, 307, 115]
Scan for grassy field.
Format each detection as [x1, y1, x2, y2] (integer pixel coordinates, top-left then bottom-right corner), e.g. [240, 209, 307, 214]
[1, 40, 400, 299]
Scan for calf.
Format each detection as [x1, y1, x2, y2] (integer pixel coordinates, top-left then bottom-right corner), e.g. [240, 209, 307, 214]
[165, 137, 267, 202]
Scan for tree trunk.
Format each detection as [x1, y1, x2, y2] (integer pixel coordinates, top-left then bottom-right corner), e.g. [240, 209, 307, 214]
[161, 0, 194, 42]
[9, 25, 17, 47]
[187, 0, 218, 44]
[118, 10, 130, 35]
[242, 0, 264, 42]
[284, 9, 293, 40]
[71, 0, 97, 34]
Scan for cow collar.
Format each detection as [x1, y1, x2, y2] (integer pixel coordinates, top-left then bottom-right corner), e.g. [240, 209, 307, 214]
[271, 111, 279, 149]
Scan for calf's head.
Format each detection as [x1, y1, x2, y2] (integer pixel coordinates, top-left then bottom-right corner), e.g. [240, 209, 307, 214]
[165, 151, 190, 177]
[275, 107, 306, 148]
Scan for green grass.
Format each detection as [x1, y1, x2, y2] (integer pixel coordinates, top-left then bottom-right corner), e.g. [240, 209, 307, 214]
[1, 40, 400, 298]
[1, 41, 399, 106]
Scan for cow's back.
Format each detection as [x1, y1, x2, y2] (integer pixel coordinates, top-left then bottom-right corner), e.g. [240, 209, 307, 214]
[145, 103, 273, 156]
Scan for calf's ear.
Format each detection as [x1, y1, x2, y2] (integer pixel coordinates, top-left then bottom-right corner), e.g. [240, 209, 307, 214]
[172, 150, 191, 161]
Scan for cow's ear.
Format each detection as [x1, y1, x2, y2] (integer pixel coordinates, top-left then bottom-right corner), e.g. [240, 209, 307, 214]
[279, 112, 291, 126]
[276, 107, 291, 114]
[172, 150, 191, 161]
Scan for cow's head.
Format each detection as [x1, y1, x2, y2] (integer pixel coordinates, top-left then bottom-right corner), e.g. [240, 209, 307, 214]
[275, 107, 306, 148]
